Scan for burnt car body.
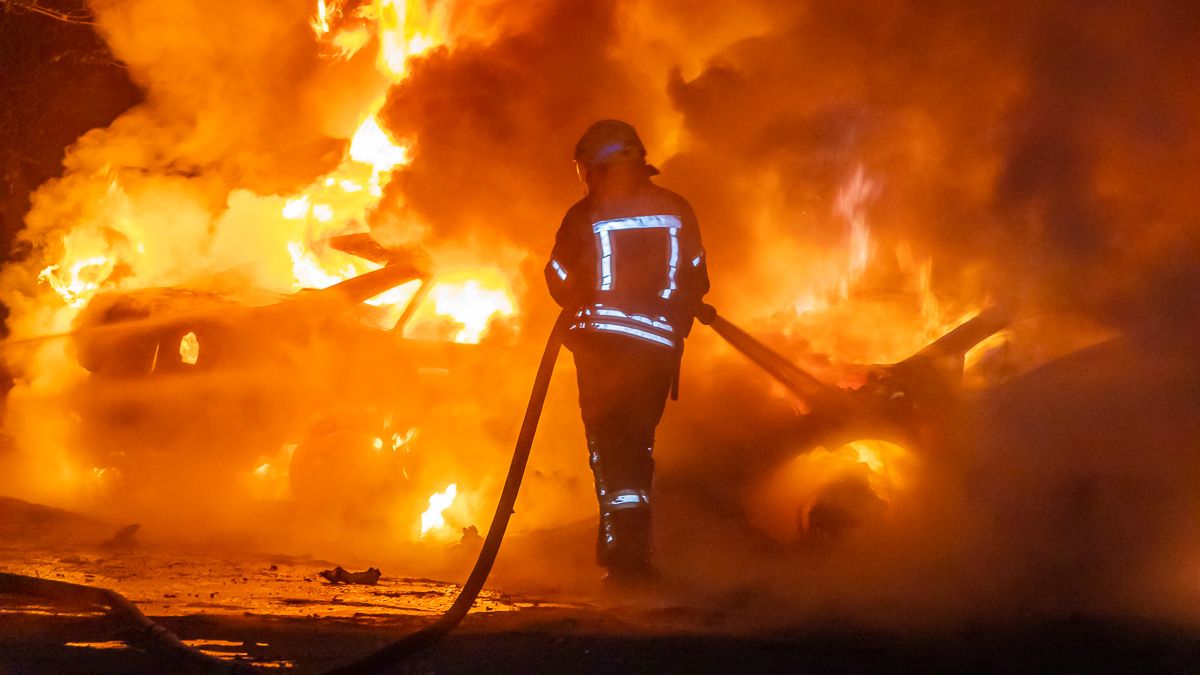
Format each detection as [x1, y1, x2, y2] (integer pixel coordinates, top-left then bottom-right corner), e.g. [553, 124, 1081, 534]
[67, 239, 488, 506]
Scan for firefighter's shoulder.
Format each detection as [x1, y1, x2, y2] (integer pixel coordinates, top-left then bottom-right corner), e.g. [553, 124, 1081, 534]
[645, 184, 697, 221]
[560, 197, 593, 227]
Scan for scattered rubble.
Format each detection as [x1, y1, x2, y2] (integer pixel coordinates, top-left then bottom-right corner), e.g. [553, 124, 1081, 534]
[319, 566, 382, 585]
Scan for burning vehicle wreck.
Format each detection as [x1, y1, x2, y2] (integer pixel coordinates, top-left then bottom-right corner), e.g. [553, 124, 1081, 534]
[63, 236, 480, 509]
[704, 306, 1012, 545]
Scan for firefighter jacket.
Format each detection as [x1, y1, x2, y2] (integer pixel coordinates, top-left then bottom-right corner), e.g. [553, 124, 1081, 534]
[545, 183, 709, 350]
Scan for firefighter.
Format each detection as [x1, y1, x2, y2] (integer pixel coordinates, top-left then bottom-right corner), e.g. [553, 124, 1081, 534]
[545, 120, 709, 583]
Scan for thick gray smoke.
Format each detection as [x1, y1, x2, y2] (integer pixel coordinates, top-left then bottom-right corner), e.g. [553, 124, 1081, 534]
[372, 0, 1200, 625]
[382, 0, 1199, 324]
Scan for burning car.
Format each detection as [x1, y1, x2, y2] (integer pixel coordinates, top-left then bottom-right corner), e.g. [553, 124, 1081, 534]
[64, 235, 506, 515]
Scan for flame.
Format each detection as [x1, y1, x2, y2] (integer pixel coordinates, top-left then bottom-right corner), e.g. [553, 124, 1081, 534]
[374, 0, 450, 79]
[392, 428, 417, 452]
[28, 0, 514, 348]
[248, 444, 296, 501]
[311, 0, 449, 76]
[179, 331, 200, 365]
[834, 165, 875, 283]
[427, 270, 516, 343]
[280, 5, 515, 344]
[38, 257, 114, 309]
[348, 116, 409, 174]
[37, 224, 121, 309]
[841, 439, 908, 497]
[420, 483, 457, 536]
[749, 439, 913, 543]
[311, 0, 333, 36]
[779, 166, 978, 366]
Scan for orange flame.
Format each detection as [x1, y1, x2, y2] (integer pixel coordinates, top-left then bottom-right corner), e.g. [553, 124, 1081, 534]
[374, 0, 450, 79]
[749, 439, 913, 543]
[780, 166, 978, 366]
[420, 483, 457, 537]
[179, 332, 200, 365]
[31, 0, 514, 348]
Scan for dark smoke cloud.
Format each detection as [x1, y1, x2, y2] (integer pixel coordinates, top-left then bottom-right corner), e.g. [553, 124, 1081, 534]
[382, 0, 1198, 326]
[87, 0, 378, 194]
[376, 0, 660, 253]
[666, 0, 1200, 323]
[369, 0, 1200, 623]
[992, 0, 1200, 327]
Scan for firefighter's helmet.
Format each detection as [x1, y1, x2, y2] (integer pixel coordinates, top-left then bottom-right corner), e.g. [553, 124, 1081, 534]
[574, 119, 647, 166]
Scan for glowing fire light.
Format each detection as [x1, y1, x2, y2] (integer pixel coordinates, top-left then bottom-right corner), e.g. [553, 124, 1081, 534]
[835, 165, 876, 283]
[842, 439, 907, 496]
[38, 256, 115, 309]
[282, 6, 516, 345]
[374, 0, 448, 79]
[748, 439, 913, 543]
[311, 0, 333, 35]
[179, 331, 200, 365]
[310, 0, 448, 77]
[348, 116, 409, 173]
[781, 166, 979, 365]
[429, 278, 516, 343]
[31, 0, 516, 349]
[420, 483, 457, 536]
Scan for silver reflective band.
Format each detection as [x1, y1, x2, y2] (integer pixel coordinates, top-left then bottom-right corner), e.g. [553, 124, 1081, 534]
[592, 215, 682, 291]
[598, 228, 614, 289]
[606, 490, 650, 511]
[590, 321, 675, 347]
[594, 307, 673, 332]
[692, 254, 703, 267]
[662, 227, 679, 299]
[551, 259, 568, 281]
[592, 214, 682, 234]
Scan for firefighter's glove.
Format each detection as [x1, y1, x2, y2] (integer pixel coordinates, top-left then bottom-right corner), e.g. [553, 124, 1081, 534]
[695, 303, 717, 326]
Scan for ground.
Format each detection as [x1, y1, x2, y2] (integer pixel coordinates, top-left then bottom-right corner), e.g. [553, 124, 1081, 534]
[3, 334, 1200, 673]
[3, 538, 1200, 674]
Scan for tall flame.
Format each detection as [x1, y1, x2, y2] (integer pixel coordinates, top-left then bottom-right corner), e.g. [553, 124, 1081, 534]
[310, 0, 450, 76]
[26, 0, 515, 347]
[781, 166, 979, 366]
[420, 483, 457, 536]
[375, 0, 445, 78]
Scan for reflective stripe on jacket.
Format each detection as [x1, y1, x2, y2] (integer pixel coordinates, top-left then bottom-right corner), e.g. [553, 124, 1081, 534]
[546, 186, 709, 349]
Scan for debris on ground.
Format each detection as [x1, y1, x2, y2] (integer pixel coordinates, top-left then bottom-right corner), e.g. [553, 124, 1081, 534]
[100, 524, 140, 550]
[318, 566, 382, 585]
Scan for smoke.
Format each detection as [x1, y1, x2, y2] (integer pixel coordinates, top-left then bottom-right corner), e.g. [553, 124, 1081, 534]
[1, 0, 1198, 631]
[374, 0, 658, 253]
[371, 0, 1200, 624]
[87, 0, 375, 191]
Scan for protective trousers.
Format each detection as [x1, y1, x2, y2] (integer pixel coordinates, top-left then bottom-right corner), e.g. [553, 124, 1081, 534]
[572, 334, 675, 570]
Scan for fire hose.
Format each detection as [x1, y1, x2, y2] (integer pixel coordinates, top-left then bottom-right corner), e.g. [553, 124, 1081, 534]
[0, 305, 809, 674]
[329, 304, 802, 674]
[324, 309, 574, 674]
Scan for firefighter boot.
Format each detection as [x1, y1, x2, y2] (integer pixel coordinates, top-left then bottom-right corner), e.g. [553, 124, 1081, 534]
[588, 437, 657, 583]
